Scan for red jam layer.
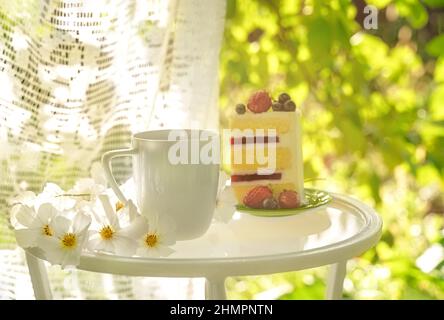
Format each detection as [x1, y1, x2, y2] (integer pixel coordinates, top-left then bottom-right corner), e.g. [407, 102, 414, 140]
[231, 173, 282, 182]
[230, 136, 280, 145]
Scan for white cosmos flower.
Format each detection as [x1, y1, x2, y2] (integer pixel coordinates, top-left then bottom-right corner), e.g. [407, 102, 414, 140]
[69, 178, 106, 201]
[9, 191, 36, 208]
[9, 191, 38, 227]
[214, 173, 236, 223]
[40, 183, 76, 211]
[19, 163, 108, 214]
[12, 203, 59, 248]
[66, 162, 108, 205]
[9, 183, 76, 213]
[87, 195, 142, 256]
[38, 212, 91, 268]
[102, 177, 139, 223]
[135, 214, 176, 258]
[112, 197, 139, 225]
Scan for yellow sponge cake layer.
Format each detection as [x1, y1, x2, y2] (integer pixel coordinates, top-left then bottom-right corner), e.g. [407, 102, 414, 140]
[230, 146, 292, 172]
[230, 113, 293, 134]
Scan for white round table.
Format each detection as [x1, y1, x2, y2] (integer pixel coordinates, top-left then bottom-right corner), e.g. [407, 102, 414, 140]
[25, 192, 382, 300]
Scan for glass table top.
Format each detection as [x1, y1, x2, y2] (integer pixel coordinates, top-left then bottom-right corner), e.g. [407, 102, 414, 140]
[170, 197, 365, 259]
[27, 192, 381, 277]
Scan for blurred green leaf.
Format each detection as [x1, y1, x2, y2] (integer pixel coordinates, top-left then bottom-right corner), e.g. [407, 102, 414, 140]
[226, 0, 237, 19]
[429, 84, 444, 118]
[367, 0, 393, 8]
[426, 34, 444, 57]
[395, 0, 429, 29]
[434, 57, 444, 83]
[401, 287, 436, 299]
[423, 0, 444, 8]
[306, 16, 333, 62]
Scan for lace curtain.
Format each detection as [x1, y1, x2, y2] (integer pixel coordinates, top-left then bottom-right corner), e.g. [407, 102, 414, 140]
[0, 0, 225, 299]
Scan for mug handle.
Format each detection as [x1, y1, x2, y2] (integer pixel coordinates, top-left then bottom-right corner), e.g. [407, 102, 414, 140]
[102, 148, 137, 203]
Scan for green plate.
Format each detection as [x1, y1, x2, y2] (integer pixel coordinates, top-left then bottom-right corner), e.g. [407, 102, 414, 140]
[236, 188, 332, 217]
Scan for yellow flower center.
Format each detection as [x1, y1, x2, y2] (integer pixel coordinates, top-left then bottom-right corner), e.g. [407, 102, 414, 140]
[99, 225, 115, 240]
[144, 233, 158, 248]
[115, 201, 125, 212]
[61, 233, 77, 249]
[42, 224, 53, 236]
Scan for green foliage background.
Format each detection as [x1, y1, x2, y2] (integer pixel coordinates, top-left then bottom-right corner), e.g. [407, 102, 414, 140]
[220, 0, 444, 299]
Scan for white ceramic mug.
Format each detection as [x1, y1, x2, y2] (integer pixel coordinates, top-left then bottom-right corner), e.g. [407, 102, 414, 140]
[102, 129, 220, 240]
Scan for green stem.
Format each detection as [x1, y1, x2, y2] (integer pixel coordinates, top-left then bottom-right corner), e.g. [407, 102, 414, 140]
[55, 193, 91, 198]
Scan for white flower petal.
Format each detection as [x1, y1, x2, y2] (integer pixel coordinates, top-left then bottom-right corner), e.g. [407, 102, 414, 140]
[89, 205, 106, 227]
[60, 248, 82, 268]
[77, 231, 90, 248]
[38, 236, 62, 265]
[119, 178, 137, 200]
[9, 191, 36, 207]
[46, 218, 59, 235]
[137, 245, 174, 258]
[156, 245, 175, 257]
[42, 183, 64, 196]
[90, 238, 114, 254]
[72, 212, 91, 234]
[122, 216, 148, 239]
[52, 216, 71, 237]
[76, 200, 94, 214]
[98, 195, 118, 227]
[136, 246, 161, 258]
[159, 232, 176, 246]
[36, 203, 58, 224]
[146, 213, 159, 232]
[138, 235, 148, 248]
[87, 236, 103, 252]
[36, 183, 74, 211]
[145, 247, 161, 257]
[136, 247, 149, 257]
[15, 228, 41, 248]
[126, 200, 139, 222]
[39, 231, 84, 268]
[13, 205, 35, 228]
[103, 240, 115, 253]
[112, 235, 137, 256]
[89, 236, 115, 254]
[147, 214, 171, 234]
[72, 178, 94, 193]
[52, 197, 76, 211]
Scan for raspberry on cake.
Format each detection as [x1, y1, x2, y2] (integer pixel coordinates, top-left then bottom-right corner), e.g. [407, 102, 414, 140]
[243, 186, 273, 209]
[247, 90, 272, 113]
[229, 90, 305, 210]
[278, 190, 300, 208]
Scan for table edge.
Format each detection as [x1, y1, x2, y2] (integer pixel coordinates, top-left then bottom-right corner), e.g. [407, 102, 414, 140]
[26, 192, 383, 277]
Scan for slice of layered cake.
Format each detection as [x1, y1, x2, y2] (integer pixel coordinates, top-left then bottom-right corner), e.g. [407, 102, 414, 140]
[229, 90, 304, 209]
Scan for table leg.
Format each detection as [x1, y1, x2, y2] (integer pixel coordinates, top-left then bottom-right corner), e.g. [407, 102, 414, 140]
[205, 277, 226, 300]
[25, 252, 53, 300]
[325, 260, 347, 300]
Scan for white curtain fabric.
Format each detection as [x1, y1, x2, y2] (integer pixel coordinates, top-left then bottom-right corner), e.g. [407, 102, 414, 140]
[0, 0, 225, 299]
